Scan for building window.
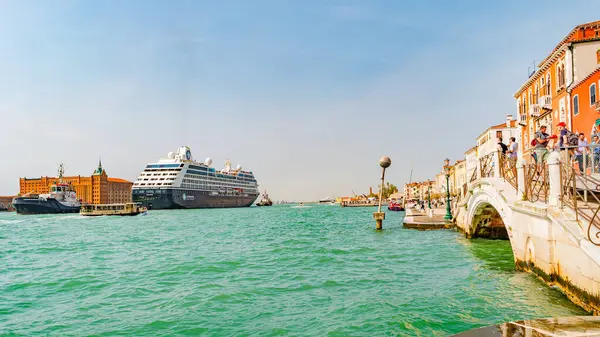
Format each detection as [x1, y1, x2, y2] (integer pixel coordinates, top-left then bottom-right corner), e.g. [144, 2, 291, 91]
[574, 95, 579, 116]
[591, 83, 597, 105]
[557, 63, 566, 89]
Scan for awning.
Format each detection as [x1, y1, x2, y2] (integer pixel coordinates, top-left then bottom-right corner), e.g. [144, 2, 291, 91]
[595, 118, 600, 127]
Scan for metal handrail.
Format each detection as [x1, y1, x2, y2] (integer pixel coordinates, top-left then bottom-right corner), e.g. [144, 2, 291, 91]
[499, 153, 518, 190]
[479, 152, 495, 178]
[524, 163, 549, 203]
[560, 160, 600, 246]
[469, 168, 478, 183]
[518, 143, 600, 245]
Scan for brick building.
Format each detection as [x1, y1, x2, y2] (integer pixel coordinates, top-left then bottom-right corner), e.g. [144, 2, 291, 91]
[19, 160, 132, 204]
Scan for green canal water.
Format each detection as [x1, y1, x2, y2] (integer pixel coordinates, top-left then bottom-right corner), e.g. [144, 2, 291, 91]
[0, 205, 587, 336]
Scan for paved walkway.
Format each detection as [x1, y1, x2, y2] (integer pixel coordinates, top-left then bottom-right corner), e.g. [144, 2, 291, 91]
[403, 212, 453, 230]
[452, 316, 600, 336]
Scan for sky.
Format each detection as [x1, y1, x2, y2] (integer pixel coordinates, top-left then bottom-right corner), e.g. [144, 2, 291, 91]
[1, 0, 600, 201]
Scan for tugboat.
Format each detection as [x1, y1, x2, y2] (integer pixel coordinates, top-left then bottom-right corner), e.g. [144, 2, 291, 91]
[12, 163, 82, 215]
[256, 191, 273, 206]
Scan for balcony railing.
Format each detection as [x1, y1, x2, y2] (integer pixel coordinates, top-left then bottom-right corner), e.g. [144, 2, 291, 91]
[539, 95, 552, 110]
[529, 104, 541, 117]
[519, 113, 527, 126]
[594, 101, 600, 112]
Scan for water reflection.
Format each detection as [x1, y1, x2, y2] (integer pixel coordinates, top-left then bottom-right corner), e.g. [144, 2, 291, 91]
[459, 237, 515, 272]
[454, 235, 587, 320]
[452, 316, 600, 336]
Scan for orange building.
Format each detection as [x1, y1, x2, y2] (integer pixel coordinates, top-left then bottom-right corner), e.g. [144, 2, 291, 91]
[514, 20, 600, 153]
[571, 67, 600, 134]
[19, 160, 132, 204]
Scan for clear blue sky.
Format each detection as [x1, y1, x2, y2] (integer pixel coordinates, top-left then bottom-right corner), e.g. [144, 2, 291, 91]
[1, 0, 599, 200]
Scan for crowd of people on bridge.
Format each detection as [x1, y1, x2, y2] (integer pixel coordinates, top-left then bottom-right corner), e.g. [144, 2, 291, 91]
[523, 122, 600, 174]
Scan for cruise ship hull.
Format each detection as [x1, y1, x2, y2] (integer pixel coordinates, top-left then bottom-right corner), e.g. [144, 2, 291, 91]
[12, 197, 81, 215]
[132, 189, 259, 210]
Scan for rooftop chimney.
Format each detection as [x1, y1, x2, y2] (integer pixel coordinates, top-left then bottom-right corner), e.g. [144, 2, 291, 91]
[506, 114, 513, 127]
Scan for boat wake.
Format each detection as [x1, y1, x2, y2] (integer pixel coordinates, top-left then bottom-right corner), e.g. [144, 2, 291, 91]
[0, 219, 24, 225]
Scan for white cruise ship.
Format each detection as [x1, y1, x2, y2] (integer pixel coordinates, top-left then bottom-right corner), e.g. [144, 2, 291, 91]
[131, 146, 259, 209]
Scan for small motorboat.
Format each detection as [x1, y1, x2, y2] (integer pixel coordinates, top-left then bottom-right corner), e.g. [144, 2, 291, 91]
[387, 200, 405, 212]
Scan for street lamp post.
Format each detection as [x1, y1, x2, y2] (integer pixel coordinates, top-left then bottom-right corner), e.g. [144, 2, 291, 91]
[444, 158, 452, 221]
[427, 180, 432, 209]
[373, 156, 391, 230]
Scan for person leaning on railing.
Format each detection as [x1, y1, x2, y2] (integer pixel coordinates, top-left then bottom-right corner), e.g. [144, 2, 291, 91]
[575, 133, 589, 174]
[506, 137, 519, 178]
[534, 125, 551, 169]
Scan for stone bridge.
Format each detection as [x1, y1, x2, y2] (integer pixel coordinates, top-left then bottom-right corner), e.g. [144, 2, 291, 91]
[454, 151, 600, 314]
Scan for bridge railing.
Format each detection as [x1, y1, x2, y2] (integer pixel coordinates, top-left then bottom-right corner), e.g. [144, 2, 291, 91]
[558, 144, 600, 245]
[469, 167, 478, 183]
[499, 153, 518, 190]
[524, 162, 549, 203]
[479, 152, 496, 178]
[476, 150, 519, 190]
[469, 144, 600, 245]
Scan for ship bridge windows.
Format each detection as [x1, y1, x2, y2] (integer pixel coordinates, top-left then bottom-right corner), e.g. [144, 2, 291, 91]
[146, 164, 182, 169]
[187, 169, 208, 175]
[189, 165, 208, 171]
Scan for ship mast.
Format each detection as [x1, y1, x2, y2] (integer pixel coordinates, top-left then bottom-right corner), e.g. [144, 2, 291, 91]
[58, 163, 64, 184]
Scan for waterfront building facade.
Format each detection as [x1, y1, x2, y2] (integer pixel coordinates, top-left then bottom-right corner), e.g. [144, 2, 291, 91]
[570, 67, 600, 134]
[453, 160, 467, 195]
[403, 181, 434, 201]
[404, 182, 421, 201]
[514, 20, 600, 153]
[465, 146, 478, 182]
[435, 172, 447, 196]
[19, 161, 132, 204]
[476, 116, 518, 158]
